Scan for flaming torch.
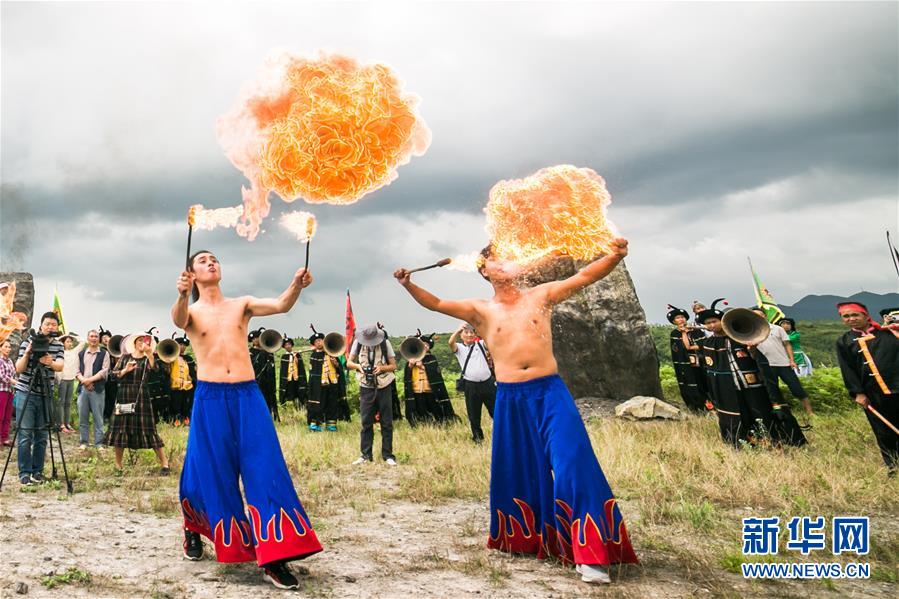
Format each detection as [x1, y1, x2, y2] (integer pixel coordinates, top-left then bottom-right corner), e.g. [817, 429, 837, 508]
[406, 258, 451, 274]
[186, 206, 196, 270]
[280, 211, 318, 271]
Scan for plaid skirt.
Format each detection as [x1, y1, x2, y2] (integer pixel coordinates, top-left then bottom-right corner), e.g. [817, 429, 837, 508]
[104, 386, 164, 449]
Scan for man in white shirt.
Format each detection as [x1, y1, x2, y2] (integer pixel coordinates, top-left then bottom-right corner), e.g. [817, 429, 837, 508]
[750, 308, 813, 425]
[448, 323, 496, 443]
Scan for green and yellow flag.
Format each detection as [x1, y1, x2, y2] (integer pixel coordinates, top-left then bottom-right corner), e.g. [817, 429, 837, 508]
[52, 287, 67, 334]
[748, 258, 785, 323]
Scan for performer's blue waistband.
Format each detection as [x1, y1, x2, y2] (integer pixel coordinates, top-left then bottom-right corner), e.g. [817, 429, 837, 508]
[195, 380, 258, 397]
[496, 373, 562, 392]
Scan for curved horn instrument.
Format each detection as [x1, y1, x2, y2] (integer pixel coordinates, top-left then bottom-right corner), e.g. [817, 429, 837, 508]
[260, 329, 284, 354]
[107, 334, 126, 358]
[722, 308, 770, 346]
[399, 337, 427, 362]
[323, 332, 346, 357]
[156, 338, 181, 363]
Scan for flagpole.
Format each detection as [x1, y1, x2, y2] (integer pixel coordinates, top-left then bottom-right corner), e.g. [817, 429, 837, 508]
[747, 256, 760, 308]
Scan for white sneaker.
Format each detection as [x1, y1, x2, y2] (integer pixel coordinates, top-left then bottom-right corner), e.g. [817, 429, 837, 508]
[385, 458, 397, 467]
[352, 457, 368, 466]
[577, 564, 611, 584]
[78, 444, 87, 450]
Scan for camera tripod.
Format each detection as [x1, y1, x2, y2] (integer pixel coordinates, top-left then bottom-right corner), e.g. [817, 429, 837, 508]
[0, 362, 73, 494]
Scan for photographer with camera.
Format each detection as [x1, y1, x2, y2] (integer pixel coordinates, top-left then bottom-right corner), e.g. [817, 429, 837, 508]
[13, 312, 64, 485]
[347, 324, 398, 466]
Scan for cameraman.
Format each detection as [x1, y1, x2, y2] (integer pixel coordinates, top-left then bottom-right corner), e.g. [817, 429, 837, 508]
[14, 312, 64, 485]
[347, 324, 398, 466]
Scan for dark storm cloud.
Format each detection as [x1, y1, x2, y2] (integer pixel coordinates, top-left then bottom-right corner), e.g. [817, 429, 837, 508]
[2, 1, 896, 331]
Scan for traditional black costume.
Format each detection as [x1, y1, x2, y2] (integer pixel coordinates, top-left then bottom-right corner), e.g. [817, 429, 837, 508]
[666, 304, 710, 413]
[697, 301, 806, 448]
[278, 336, 308, 409]
[163, 333, 196, 425]
[249, 328, 278, 422]
[307, 330, 344, 431]
[836, 302, 899, 472]
[402, 333, 457, 426]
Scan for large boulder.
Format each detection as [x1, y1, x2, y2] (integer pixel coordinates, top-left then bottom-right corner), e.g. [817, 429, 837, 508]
[524, 257, 662, 401]
[0, 272, 35, 348]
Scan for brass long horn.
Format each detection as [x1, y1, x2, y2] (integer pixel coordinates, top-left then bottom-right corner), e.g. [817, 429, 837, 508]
[156, 338, 180, 363]
[399, 337, 427, 362]
[260, 329, 284, 353]
[323, 332, 346, 357]
[722, 308, 770, 346]
[107, 334, 126, 358]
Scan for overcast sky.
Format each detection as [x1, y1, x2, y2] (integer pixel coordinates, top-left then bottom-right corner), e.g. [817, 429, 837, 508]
[2, 1, 897, 339]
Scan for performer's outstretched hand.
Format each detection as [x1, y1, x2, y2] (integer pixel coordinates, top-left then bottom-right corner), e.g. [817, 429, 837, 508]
[295, 268, 313, 289]
[393, 268, 411, 286]
[609, 237, 629, 258]
[176, 270, 195, 297]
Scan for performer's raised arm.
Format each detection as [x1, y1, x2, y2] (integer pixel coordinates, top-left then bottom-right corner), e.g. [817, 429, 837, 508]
[393, 268, 481, 324]
[172, 269, 194, 329]
[539, 237, 629, 305]
[247, 267, 313, 317]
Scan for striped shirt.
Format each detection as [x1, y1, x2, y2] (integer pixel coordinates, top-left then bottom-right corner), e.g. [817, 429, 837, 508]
[0, 356, 15, 394]
[15, 339, 65, 394]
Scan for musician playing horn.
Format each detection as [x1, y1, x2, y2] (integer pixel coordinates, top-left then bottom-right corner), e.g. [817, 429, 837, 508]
[172, 250, 321, 590]
[307, 330, 342, 432]
[696, 302, 806, 448]
[249, 328, 278, 422]
[665, 304, 710, 414]
[279, 335, 308, 410]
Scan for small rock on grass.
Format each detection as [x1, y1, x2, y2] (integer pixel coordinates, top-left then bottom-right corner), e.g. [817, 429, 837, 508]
[15, 582, 28, 594]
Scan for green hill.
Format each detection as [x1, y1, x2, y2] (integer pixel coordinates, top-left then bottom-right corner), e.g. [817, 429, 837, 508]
[650, 320, 847, 368]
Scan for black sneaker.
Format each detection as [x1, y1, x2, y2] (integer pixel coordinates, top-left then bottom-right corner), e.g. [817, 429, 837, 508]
[20, 476, 32, 486]
[262, 561, 300, 590]
[30, 472, 45, 484]
[183, 529, 204, 561]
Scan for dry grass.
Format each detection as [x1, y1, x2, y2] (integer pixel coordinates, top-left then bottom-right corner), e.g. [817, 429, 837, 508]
[48, 395, 899, 593]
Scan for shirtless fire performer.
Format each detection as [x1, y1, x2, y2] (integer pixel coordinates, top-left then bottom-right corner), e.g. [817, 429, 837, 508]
[394, 238, 638, 585]
[172, 250, 321, 590]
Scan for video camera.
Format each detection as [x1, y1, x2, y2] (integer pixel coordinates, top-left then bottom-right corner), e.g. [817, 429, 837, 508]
[28, 329, 59, 362]
[885, 310, 899, 326]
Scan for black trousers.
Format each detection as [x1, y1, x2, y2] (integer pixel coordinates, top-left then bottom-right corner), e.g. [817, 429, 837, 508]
[259, 383, 278, 422]
[863, 389, 899, 471]
[280, 379, 299, 406]
[759, 362, 808, 402]
[170, 388, 194, 421]
[308, 384, 338, 426]
[360, 385, 394, 461]
[463, 378, 496, 442]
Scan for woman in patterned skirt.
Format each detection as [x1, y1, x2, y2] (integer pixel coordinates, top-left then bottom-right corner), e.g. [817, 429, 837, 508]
[105, 333, 170, 474]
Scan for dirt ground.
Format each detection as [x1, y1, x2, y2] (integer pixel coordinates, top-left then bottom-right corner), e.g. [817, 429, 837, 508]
[0, 423, 895, 599]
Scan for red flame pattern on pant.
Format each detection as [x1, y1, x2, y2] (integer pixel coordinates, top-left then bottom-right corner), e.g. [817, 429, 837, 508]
[488, 497, 637, 566]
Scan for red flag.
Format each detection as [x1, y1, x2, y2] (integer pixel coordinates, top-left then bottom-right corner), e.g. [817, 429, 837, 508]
[345, 289, 356, 357]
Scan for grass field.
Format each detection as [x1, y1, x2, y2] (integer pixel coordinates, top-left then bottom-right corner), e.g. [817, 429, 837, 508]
[6, 322, 896, 597]
[31, 367, 897, 596]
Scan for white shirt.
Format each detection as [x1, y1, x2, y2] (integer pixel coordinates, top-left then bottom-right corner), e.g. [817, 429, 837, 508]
[453, 342, 493, 382]
[755, 324, 792, 367]
[59, 343, 85, 381]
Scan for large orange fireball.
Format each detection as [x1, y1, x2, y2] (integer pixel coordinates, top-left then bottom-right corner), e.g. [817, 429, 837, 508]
[217, 52, 431, 240]
[484, 165, 618, 265]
